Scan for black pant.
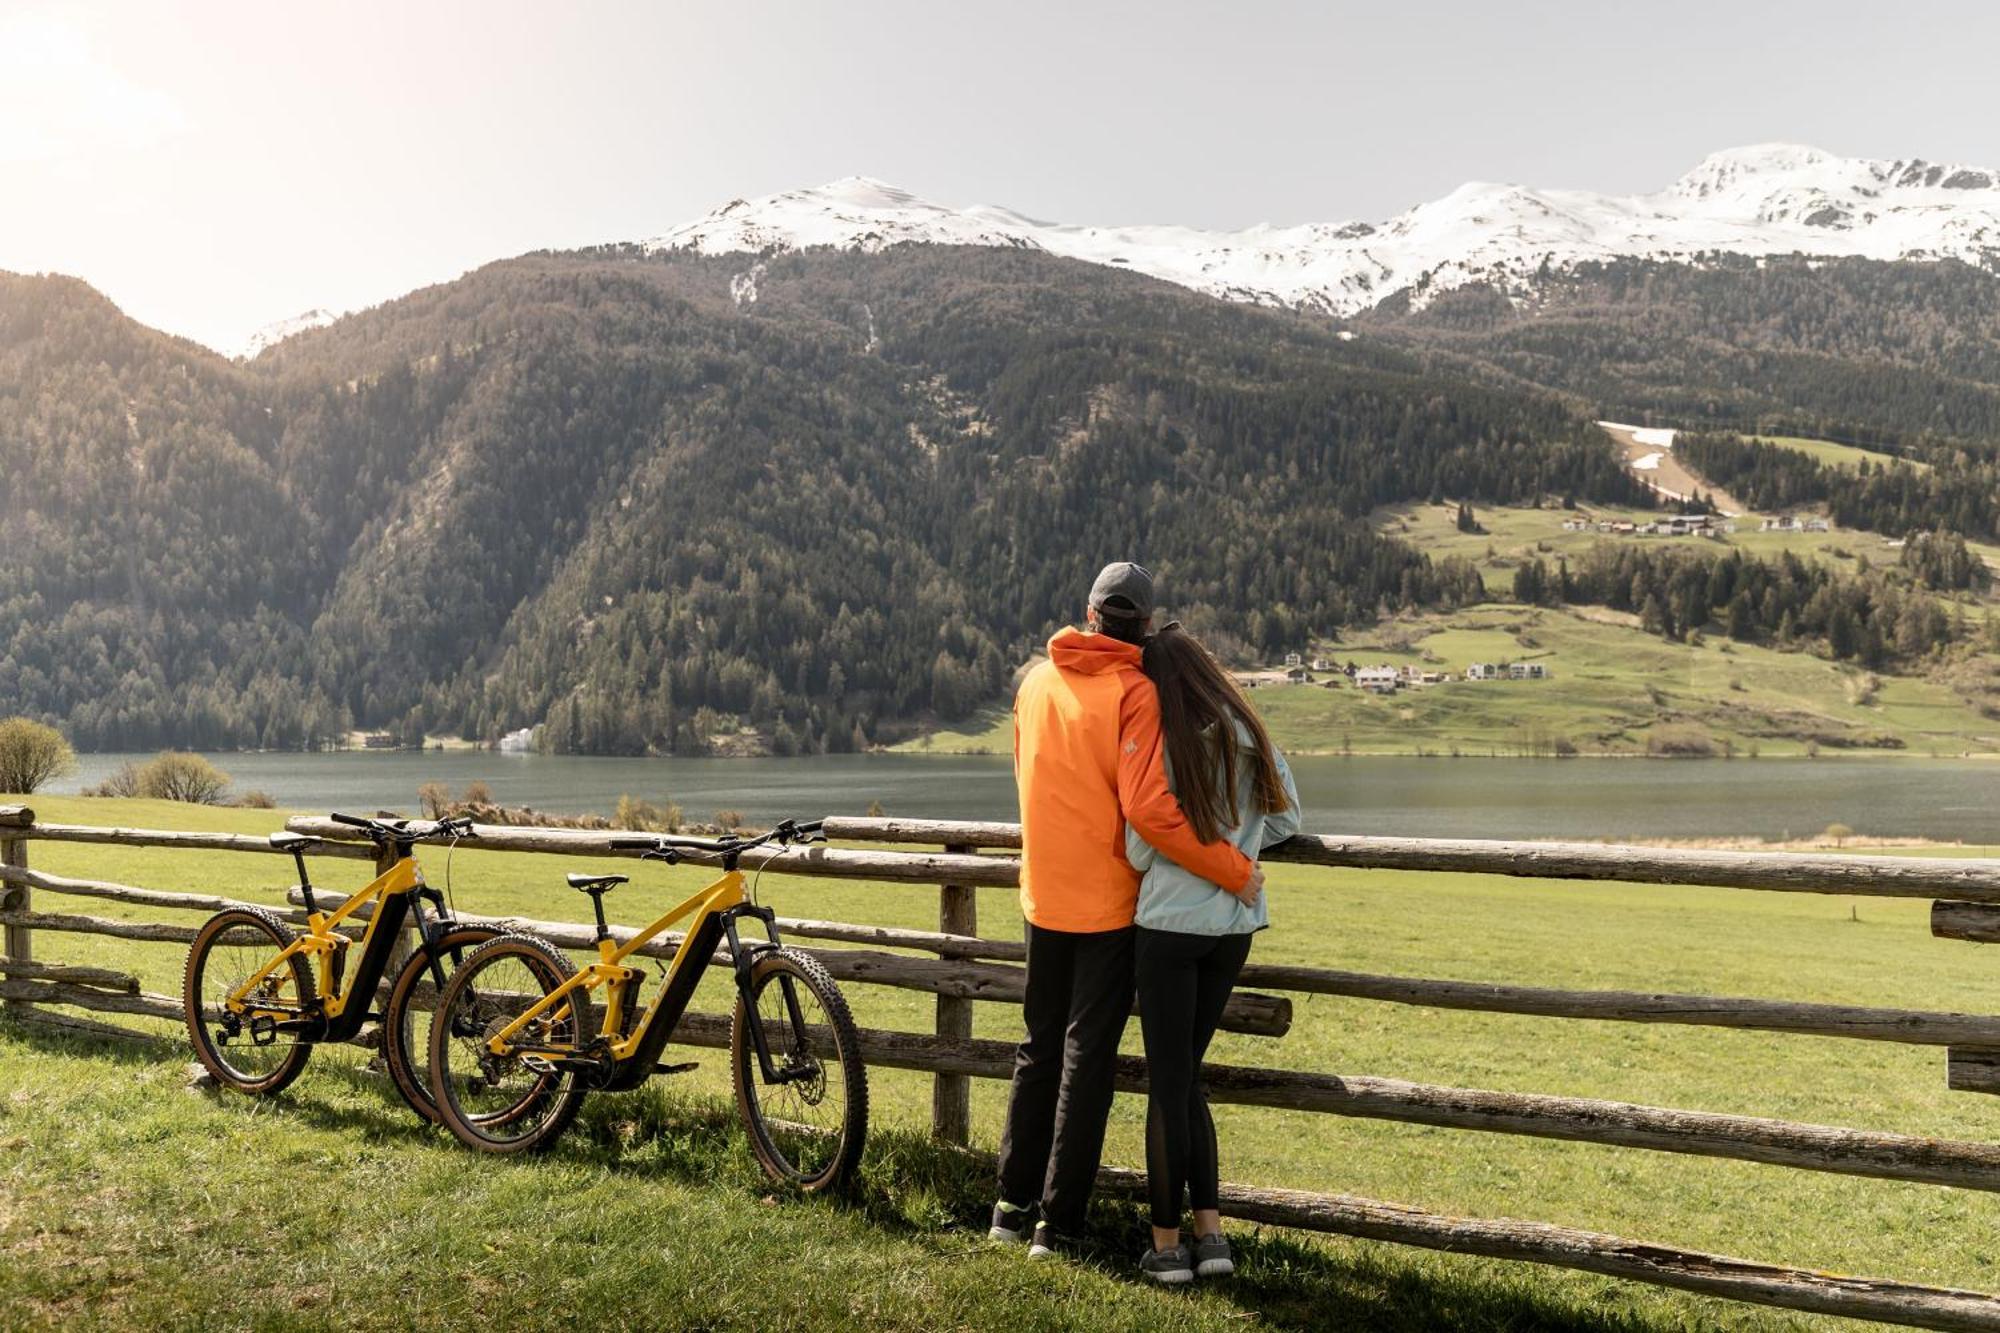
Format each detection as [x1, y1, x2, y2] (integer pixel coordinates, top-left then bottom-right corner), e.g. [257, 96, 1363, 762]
[1135, 926, 1252, 1230]
[995, 921, 1136, 1235]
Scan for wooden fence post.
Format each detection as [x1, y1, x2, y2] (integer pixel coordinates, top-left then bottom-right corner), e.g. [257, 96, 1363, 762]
[932, 842, 977, 1143]
[1, 806, 34, 1015]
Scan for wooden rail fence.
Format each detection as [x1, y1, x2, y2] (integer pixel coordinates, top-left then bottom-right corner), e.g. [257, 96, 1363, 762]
[5, 802, 2000, 1329]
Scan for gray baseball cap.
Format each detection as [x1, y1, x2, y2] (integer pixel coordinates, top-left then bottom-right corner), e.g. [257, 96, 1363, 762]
[1088, 561, 1155, 621]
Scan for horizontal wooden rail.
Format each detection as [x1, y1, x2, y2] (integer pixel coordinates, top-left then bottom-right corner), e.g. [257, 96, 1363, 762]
[0, 958, 138, 992]
[281, 889, 1290, 1037]
[664, 1014, 2000, 1194]
[823, 817, 2000, 901]
[27, 986, 2000, 1205]
[0, 979, 179, 1023]
[1090, 1167, 2000, 1332]
[1934, 901, 2000, 943]
[0, 908, 202, 945]
[21, 821, 377, 860]
[1, 865, 315, 918]
[17, 857, 1995, 1049]
[23, 813, 1998, 902]
[284, 817, 1017, 885]
[1241, 964, 2000, 1048]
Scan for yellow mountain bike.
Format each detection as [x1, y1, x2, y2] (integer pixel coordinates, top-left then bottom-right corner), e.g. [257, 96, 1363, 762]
[426, 818, 868, 1191]
[182, 814, 494, 1122]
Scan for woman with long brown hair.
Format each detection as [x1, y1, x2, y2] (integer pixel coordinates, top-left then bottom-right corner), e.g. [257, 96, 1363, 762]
[1125, 623, 1299, 1284]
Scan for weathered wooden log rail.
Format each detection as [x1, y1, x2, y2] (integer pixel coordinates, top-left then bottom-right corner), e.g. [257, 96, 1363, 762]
[6, 803, 2000, 1329]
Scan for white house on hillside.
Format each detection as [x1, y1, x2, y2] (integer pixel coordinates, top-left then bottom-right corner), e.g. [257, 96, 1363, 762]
[1465, 662, 1502, 681]
[1355, 666, 1399, 693]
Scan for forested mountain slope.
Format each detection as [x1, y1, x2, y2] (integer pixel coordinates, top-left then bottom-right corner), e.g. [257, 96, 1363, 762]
[0, 248, 1649, 752]
[1365, 255, 2000, 449]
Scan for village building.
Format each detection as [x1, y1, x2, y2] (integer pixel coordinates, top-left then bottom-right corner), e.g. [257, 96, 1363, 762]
[1355, 666, 1399, 693]
[1465, 662, 1503, 681]
[1509, 662, 1548, 680]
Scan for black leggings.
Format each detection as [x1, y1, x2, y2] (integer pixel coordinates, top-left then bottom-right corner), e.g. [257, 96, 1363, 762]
[1135, 926, 1253, 1230]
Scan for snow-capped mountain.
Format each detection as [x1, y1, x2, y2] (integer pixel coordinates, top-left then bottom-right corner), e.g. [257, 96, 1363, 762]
[644, 146, 2000, 315]
[237, 307, 338, 359]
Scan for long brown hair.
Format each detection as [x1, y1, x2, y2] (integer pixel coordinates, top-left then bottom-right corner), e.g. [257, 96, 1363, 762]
[1142, 624, 1290, 843]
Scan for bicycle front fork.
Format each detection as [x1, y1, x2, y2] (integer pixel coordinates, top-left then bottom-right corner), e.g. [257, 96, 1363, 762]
[722, 905, 812, 1086]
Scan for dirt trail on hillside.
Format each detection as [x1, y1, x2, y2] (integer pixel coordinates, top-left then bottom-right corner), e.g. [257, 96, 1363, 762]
[1599, 423, 1749, 514]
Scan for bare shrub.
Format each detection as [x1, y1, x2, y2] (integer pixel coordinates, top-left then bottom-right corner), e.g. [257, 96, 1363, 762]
[85, 762, 142, 798]
[461, 780, 494, 806]
[135, 752, 232, 804]
[234, 790, 277, 809]
[614, 795, 683, 833]
[418, 781, 452, 819]
[0, 717, 75, 795]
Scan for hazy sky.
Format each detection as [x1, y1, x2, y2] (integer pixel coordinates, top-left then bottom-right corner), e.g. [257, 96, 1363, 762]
[6, 0, 1997, 353]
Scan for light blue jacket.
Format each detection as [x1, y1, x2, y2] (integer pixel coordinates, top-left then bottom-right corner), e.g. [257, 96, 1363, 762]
[1126, 720, 1301, 935]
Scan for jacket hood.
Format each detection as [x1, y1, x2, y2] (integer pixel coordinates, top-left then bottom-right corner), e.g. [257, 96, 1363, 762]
[1047, 625, 1142, 675]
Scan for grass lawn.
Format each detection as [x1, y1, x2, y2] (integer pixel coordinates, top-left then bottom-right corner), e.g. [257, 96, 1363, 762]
[7, 796, 2000, 1328]
[1754, 435, 1930, 474]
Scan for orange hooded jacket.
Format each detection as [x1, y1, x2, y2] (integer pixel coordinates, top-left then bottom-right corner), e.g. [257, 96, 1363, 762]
[1013, 626, 1254, 932]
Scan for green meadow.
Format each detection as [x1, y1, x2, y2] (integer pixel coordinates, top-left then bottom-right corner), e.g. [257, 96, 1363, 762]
[6, 795, 2000, 1329]
[1755, 435, 1931, 474]
[903, 601, 2000, 758]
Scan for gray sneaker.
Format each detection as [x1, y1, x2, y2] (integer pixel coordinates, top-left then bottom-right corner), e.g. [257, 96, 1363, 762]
[1193, 1232, 1234, 1278]
[1140, 1243, 1195, 1285]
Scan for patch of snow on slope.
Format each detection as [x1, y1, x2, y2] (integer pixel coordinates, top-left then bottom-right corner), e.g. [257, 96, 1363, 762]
[239, 308, 338, 359]
[644, 147, 2000, 316]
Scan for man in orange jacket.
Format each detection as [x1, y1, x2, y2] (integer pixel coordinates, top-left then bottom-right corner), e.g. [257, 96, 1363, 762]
[990, 561, 1262, 1257]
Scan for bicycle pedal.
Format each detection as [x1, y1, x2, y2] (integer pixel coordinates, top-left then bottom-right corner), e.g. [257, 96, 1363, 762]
[654, 1061, 699, 1076]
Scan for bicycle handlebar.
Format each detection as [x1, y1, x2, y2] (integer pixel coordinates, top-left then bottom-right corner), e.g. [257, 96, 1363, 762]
[328, 812, 477, 842]
[610, 818, 825, 858]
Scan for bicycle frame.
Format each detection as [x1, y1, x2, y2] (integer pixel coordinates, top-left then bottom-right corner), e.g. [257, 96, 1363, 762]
[486, 865, 803, 1087]
[225, 850, 434, 1042]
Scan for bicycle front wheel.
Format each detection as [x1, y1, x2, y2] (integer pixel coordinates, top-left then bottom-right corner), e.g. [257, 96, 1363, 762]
[183, 907, 317, 1096]
[382, 924, 499, 1124]
[731, 948, 868, 1192]
[428, 933, 590, 1154]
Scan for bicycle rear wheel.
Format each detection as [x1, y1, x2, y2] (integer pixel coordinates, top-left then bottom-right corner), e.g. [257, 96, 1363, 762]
[428, 933, 591, 1153]
[382, 924, 499, 1124]
[183, 907, 317, 1096]
[731, 948, 868, 1192]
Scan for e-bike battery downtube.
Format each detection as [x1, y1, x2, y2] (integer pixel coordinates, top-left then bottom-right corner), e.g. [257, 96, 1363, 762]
[601, 909, 729, 1091]
[320, 890, 411, 1042]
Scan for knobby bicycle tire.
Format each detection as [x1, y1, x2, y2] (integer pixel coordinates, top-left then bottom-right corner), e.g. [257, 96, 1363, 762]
[183, 907, 317, 1097]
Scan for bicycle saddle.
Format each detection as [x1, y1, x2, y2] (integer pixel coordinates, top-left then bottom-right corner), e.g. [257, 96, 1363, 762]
[566, 873, 629, 894]
[269, 832, 321, 851]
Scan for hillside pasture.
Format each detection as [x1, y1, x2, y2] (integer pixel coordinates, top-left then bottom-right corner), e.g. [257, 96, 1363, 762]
[1755, 434, 1931, 474]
